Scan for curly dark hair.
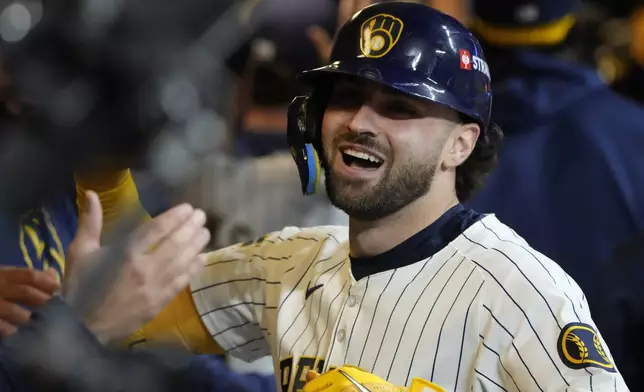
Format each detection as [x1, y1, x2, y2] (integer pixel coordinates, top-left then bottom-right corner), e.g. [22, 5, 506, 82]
[455, 118, 504, 202]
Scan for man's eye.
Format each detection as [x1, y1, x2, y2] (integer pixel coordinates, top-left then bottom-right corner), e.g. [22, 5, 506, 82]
[381, 101, 419, 118]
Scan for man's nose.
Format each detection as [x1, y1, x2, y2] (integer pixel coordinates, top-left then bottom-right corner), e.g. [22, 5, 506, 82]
[346, 103, 378, 137]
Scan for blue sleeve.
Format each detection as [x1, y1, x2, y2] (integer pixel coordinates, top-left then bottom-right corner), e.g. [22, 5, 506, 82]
[0, 342, 24, 392]
[188, 355, 277, 392]
[0, 296, 104, 392]
[0, 355, 16, 392]
[592, 233, 644, 391]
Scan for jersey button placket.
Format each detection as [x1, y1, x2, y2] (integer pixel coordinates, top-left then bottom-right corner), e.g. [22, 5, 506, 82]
[326, 282, 365, 368]
[336, 328, 346, 342]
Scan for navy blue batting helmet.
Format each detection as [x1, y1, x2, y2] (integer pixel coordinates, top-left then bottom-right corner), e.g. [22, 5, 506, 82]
[287, 1, 493, 195]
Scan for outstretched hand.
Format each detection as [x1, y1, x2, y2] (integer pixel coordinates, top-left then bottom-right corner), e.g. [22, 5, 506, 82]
[65, 191, 211, 344]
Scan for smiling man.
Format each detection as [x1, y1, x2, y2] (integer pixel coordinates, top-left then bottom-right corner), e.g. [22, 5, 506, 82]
[102, 2, 629, 391]
[321, 75, 474, 223]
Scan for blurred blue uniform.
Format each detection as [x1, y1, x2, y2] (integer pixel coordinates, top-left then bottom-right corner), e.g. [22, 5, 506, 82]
[593, 232, 644, 391]
[467, 0, 644, 387]
[0, 177, 277, 392]
[0, 183, 77, 279]
[0, 298, 277, 392]
[467, 49, 644, 300]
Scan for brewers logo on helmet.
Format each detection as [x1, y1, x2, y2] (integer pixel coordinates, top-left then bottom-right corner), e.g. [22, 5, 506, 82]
[287, 2, 492, 195]
[359, 13, 404, 59]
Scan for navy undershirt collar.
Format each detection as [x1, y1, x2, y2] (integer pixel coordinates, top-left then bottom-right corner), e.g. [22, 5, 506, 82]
[350, 204, 483, 281]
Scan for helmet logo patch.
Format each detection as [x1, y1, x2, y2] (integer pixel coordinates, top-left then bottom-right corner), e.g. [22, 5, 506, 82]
[459, 49, 472, 70]
[360, 13, 404, 59]
[459, 49, 490, 79]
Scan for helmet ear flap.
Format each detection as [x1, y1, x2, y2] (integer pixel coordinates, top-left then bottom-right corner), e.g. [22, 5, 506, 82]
[287, 95, 323, 195]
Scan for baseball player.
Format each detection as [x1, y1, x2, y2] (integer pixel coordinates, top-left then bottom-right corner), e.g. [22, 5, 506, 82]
[115, 2, 630, 391]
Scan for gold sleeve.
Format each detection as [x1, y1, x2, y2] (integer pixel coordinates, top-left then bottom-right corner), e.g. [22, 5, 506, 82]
[74, 169, 224, 354]
[131, 287, 224, 354]
[74, 169, 145, 233]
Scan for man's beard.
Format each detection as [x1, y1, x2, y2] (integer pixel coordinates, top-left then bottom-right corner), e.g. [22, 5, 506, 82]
[324, 153, 439, 221]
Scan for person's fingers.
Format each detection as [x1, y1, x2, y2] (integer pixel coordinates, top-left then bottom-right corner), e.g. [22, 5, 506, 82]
[67, 191, 104, 276]
[193, 253, 208, 273]
[77, 191, 103, 248]
[30, 269, 60, 294]
[0, 268, 60, 294]
[150, 209, 206, 255]
[338, 0, 356, 28]
[167, 253, 207, 296]
[355, 0, 373, 14]
[160, 227, 211, 283]
[0, 299, 32, 326]
[150, 210, 206, 269]
[130, 204, 194, 254]
[44, 268, 61, 284]
[0, 318, 17, 338]
[307, 25, 333, 62]
[4, 284, 53, 307]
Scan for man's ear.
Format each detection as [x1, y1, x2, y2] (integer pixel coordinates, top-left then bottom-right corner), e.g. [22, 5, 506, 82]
[442, 123, 480, 170]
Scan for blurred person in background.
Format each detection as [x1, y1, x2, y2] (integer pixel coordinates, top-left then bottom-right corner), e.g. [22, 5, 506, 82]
[0, 0, 283, 390]
[0, 193, 216, 392]
[568, 0, 644, 103]
[603, 3, 644, 103]
[0, 73, 76, 336]
[227, 0, 335, 157]
[465, 0, 644, 386]
[0, 105, 278, 392]
[593, 231, 644, 391]
[0, 74, 277, 392]
[0, 65, 161, 338]
[180, 0, 348, 378]
[188, 0, 348, 250]
[578, 3, 644, 382]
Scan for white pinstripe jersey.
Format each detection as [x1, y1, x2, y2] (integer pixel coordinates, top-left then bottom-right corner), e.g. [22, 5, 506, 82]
[190, 214, 630, 392]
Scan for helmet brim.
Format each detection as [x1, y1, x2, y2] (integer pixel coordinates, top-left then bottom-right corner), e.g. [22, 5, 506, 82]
[299, 59, 487, 130]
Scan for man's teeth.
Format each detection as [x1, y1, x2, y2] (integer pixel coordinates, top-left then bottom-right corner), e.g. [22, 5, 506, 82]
[343, 148, 382, 163]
